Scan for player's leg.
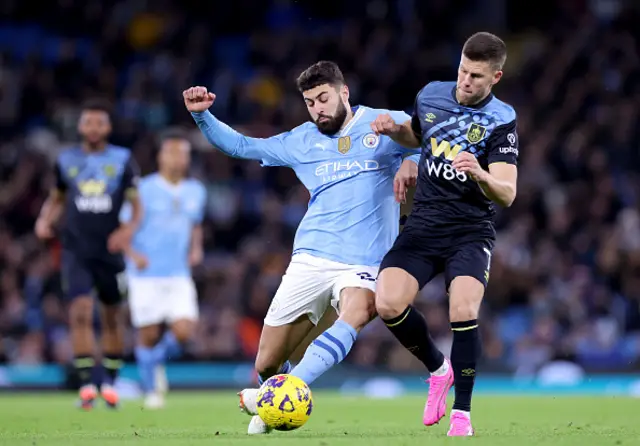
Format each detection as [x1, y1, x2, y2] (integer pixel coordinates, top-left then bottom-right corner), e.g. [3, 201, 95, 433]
[240, 254, 332, 434]
[149, 277, 200, 404]
[443, 241, 492, 437]
[136, 323, 163, 407]
[128, 277, 167, 405]
[243, 316, 316, 434]
[376, 253, 447, 375]
[253, 255, 333, 383]
[61, 251, 98, 409]
[289, 266, 378, 386]
[94, 266, 127, 408]
[154, 278, 199, 363]
[376, 246, 452, 426]
[254, 317, 315, 383]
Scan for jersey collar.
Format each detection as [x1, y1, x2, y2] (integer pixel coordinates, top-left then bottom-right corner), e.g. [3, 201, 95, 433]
[450, 86, 494, 109]
[339, 106, 365, 137]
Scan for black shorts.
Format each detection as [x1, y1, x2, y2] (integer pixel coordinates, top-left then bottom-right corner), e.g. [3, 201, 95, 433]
[61, 250, 126, 306]
[379, 229, 494, 290]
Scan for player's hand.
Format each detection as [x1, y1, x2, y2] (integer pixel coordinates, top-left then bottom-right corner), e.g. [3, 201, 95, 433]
[394, 159, 418, 203]
[183, 86, 216, 113]
[189, 247, 204, 267]
[108, 226, 133, 253]
[131, 252, 149, 270]
[35, 218, 54, 240]
[452, 152, 486, 182]
[370, 114, 402, 136]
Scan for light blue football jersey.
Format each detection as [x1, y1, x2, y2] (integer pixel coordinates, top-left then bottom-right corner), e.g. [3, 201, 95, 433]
[124, 173, 207, 277]
[192, 105, 419, 267]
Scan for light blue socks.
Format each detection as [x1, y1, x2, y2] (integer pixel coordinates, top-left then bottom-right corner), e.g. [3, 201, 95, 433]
[291, 320, 357, 385]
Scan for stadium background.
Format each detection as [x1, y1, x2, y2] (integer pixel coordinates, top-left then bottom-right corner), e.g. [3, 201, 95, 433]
[0, 0, 639, 396]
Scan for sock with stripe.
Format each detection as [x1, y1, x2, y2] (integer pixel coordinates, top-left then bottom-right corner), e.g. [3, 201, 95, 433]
[382, 305, 445, 373]
[258, 360, 292, 385]
[74, 356, 95, 387]
[290, 320, 357, 385]
[102, 354, 123, 386]
[451, 319, 480, 412]
[134, 345, 157, 393]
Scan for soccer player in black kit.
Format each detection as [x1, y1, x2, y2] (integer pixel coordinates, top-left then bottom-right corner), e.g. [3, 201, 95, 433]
[35, 101, 142, 409]
[371, 32, 519, 436]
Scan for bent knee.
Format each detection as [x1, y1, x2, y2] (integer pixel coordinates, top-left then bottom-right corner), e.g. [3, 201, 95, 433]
[449, 298, 481, 322]
[339, 302, 375, 332]
[171, 320, 196, 343]
[138, 325, 161, 347]
[375, 268, 419, 319]
[375, 298, 406, 320]
[449, 305, 478, 322]
[339, 288, 375, 331]
[448, 276, 484, 322]
[375, 287, 408, 319]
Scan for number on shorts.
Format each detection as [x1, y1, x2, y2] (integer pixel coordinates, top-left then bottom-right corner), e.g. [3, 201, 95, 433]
[116, 272, 128, 296]
[483, 247, 492, 282]
[356, 272, 376, 282]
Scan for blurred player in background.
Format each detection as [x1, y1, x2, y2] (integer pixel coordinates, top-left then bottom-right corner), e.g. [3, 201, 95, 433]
[371, 32, 519, 436]
[35, 100, 142, 409]
[183, 61, 420, 434]
[122, 130, 206, 410]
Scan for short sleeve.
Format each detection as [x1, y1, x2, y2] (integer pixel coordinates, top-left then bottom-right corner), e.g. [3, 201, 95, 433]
[411, 88, 424, 140]
[122, 155, 141, 196]
[54, 161, 67, 193]
[487, 120, 519, 166]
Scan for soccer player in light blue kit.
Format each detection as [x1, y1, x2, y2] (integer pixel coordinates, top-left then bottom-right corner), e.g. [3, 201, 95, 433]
[123, 130, 206, 409]
[183, 61, 419, 434]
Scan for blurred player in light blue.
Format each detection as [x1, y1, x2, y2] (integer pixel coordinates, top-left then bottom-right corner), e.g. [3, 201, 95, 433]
[183, 61, 420, 434]
[123, 130, 206, 409]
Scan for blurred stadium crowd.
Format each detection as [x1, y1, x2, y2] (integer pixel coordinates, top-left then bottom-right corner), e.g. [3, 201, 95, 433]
[0, 0, 639, 374]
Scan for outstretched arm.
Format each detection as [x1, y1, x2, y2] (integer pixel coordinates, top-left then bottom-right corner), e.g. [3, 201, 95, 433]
[371, 117, 421, 149]
[184, 86, 293, 167]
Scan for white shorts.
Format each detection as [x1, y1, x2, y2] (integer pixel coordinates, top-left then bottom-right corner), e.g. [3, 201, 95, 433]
[264, 253, 378, 327]
[128, 276, 198, 328]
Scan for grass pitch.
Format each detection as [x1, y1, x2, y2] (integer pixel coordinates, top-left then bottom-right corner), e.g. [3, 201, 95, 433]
[0, 392, 636, 445]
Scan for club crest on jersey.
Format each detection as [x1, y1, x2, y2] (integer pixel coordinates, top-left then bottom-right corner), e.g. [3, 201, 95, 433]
[466, 123, 487, 143]
[338, 136, 351, 154]
[67, 166, 78, 178]
[103, 164, 116, 177]
[362, 133, 380, 149]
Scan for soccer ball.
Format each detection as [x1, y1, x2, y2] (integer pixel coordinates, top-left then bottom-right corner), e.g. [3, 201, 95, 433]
[255, 374, 313, 431]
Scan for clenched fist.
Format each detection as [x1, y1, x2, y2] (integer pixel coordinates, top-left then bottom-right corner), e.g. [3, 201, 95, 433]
[183, 86, 216, 113]
[452, 152, 486, 182]
[370, 114, 402, 136]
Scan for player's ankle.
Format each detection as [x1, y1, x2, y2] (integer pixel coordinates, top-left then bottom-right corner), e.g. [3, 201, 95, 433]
[430, 358, 449, 376]
[451, 409, 471, 420]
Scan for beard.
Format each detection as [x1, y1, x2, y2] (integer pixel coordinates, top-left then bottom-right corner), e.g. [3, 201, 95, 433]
[315, 101, 348, 135]
[457, 86, 488, 106]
